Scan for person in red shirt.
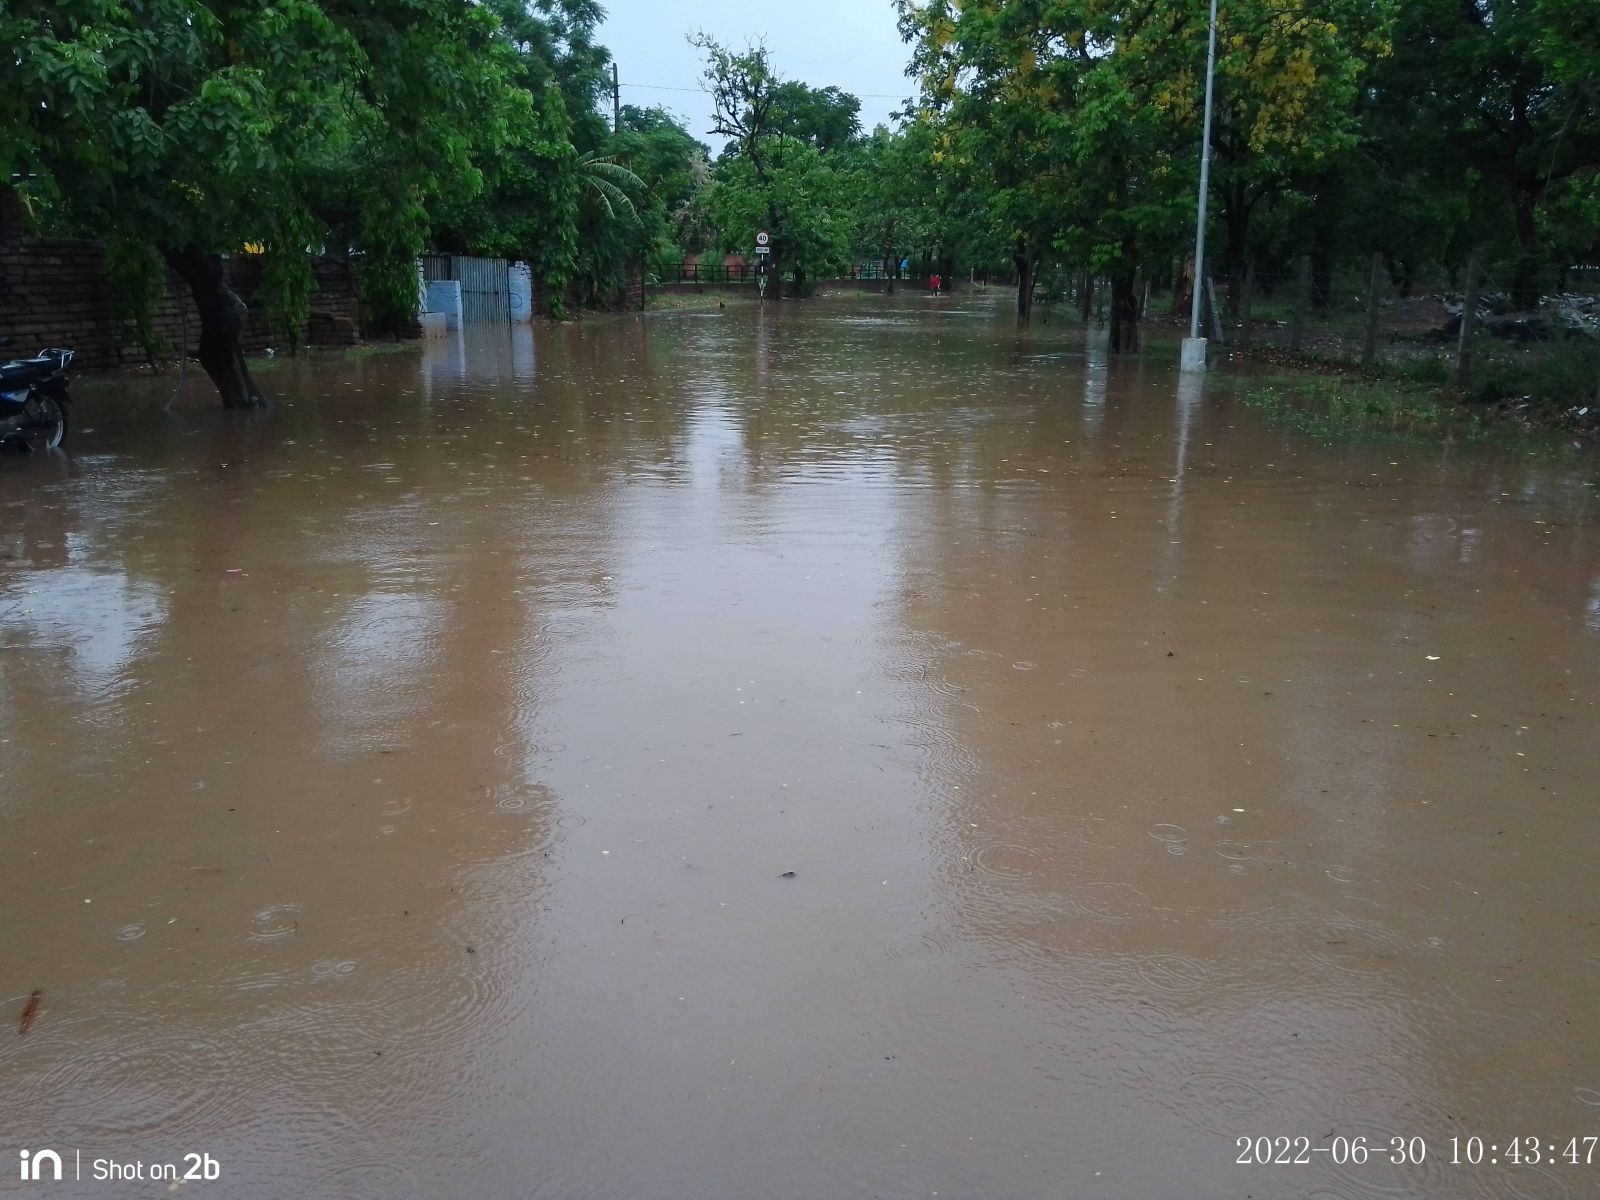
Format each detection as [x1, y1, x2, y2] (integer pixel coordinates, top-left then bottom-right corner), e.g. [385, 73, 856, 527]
[930, 273, 942, 296]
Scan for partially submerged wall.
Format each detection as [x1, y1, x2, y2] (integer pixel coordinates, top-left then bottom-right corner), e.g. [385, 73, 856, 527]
[0, 189, 364, 369]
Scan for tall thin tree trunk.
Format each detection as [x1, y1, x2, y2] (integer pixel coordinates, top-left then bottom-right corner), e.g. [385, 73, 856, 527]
[1079, 273, 1094, 323]
[1109, 266, 1140, 353]
[1205, 274, 1226, 344]
[1239, 258, 1255, 349]
[1361, 250, 1384, 369]
[163, 246, 266, 409]
[1224, 185, 1250, 321]
[1510, 188, 1542, 310]
[1015, 245, 1034, 324]
[1171, 256, 1193, 318]
[1290, 254, 1311, 352]
[1311, 182, 1337, 311]
[1457, 250, 1481, 386]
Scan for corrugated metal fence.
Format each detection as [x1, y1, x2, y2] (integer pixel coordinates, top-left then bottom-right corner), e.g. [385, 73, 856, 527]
[422, 254, 511, 323]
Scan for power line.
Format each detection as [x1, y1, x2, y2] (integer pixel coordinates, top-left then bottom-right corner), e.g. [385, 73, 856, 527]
[619, 81, 909, 99]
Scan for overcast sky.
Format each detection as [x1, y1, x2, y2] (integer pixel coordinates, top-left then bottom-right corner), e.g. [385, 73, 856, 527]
[595, 0, 914, 146]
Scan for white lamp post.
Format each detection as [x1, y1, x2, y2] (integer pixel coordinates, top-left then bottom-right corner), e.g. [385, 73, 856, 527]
[1180, 0, 1220, 373]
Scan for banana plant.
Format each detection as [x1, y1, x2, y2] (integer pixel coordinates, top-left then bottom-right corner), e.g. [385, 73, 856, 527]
[576, 152, 646, 226]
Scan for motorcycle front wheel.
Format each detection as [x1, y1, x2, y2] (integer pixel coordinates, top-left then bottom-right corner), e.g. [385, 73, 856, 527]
[17, 392, 67, 450]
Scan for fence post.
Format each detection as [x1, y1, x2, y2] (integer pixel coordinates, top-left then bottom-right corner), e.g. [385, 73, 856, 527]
[1361, 250, 1383, 369]
[1291, 254, 1311, 351]
[1456, 250, 1481, 386]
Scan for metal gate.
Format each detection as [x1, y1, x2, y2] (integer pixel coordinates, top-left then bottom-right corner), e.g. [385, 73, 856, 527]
[421, 254, 511, 324]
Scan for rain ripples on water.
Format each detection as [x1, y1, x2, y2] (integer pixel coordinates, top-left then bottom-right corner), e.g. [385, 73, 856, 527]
[2, 298, 1597, 1198]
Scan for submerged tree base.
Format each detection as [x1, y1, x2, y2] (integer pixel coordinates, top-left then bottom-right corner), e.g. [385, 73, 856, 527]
[164, 247, 268, 410]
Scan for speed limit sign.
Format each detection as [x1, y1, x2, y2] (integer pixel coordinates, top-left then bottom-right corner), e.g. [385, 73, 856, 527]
[756, 231, 770, 247]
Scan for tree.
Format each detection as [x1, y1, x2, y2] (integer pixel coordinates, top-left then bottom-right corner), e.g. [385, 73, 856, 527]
[897, 0, 1413, 349]
[843, 125, 932, 291]
[691, 36, 787, 286]
[4, 1, 526, 407]
[1532, 0, 1600, 260]
[898, 0, 1193, 344]
[609, 105, 709, 275]
[614, 105, 709, 221]
[708, 140, 850, 293]
[1197, 0, 1397, 316]
[772, 82, 863, 153]
[1360, 0, 1600, 309]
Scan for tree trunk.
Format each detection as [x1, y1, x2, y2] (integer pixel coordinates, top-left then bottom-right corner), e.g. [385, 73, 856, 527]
[1223, 184, 1250, 321]
[1311, 181, 1337, 311]
[1205, 274, 1226, 344]
[163, 246, 266, 409]
[1457, 250, 1481, 386]
[1239, 258, 1255, 349]
[1361, 250, 1384, 369]
[1394, 258, 1415, 299]
[1510, 188, 1542, 310]
[790, 264, 806, 298]
[1109, 267, 1140, 353]
[1015, 245, 1034, 324]
[1079, 272, 1094, 323]
[1171, 256, 1193, 319]
[1290, 254, 1312, 352]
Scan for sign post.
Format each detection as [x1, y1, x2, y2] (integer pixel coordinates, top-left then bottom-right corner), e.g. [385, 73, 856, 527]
[755, 231, 772, 300]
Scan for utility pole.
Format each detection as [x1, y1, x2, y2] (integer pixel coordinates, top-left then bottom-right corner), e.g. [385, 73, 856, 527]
[612, 62, 621, 134]
[1180, 0, 1220, 373]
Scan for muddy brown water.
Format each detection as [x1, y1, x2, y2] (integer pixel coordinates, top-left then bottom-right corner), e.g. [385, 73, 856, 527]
[2, 295, 1598, 1199]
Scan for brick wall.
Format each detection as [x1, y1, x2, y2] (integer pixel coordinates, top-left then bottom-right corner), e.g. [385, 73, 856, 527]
[527, 263, 645, 318]
[620, 263, 645, 313]
[0, 192, 365, 368]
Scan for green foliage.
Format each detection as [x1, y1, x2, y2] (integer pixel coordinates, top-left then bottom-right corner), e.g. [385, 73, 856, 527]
[896, 0, 1397, 336]
[707, 139, 851, 288]
[1242, 376, 1496, 442]
[357, 197, 431, 334]
[693, 36, 864, 292]
[432, 79, 581, 314]
[1464, 338, 1600, 409]
[3, 0, 532, 397]
[103, 235, 170, 360]
[770, 82, 863, 154]
[1338, 0, 1599, 307]
[838, 123, 951, 280]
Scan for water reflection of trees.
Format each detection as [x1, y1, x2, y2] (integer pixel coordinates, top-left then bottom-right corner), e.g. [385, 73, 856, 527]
[0, 336, 705, 1190]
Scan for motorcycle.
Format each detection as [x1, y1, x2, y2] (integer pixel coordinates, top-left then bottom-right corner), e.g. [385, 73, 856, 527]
[0, 344, 73, 451]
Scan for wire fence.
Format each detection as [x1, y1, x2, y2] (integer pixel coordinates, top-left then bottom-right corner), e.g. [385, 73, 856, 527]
[652, 261, 758, 285]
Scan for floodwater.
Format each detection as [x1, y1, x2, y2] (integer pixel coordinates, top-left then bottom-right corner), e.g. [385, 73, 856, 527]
[2, 295, 1598, 1200]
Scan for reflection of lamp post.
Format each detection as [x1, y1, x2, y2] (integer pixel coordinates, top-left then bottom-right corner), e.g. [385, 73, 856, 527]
[1180, 0, 1220, 373]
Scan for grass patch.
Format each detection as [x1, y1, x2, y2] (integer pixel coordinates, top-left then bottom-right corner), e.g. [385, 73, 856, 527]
[1463, 339, 1600, 409]
[645, 291, 758, 313]
[1241, 374, 1503, 445]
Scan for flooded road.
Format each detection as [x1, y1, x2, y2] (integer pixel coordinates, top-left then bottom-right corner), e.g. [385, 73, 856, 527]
[3, 295, 1598, 1199]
